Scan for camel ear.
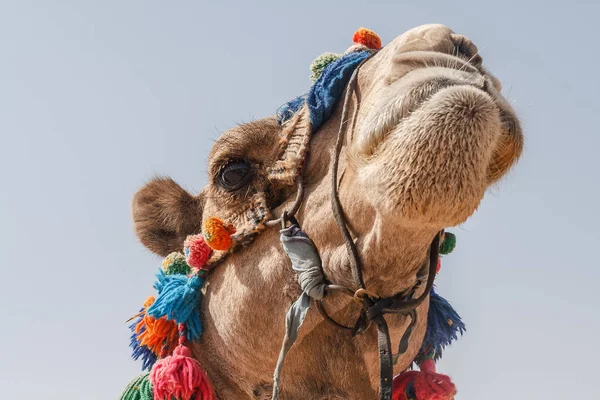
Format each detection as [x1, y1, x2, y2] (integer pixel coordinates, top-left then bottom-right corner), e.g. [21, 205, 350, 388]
[132, 177, 203, 257]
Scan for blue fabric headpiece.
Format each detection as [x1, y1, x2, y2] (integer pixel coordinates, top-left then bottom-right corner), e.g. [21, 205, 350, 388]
[276, 50, 371, 132]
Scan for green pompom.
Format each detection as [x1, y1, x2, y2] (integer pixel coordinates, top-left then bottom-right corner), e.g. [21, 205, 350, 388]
[161, 252, 190, 275]
[310, 52, 341, 82]
[120, 373, 153, 400]
[439, 232, 456, 255]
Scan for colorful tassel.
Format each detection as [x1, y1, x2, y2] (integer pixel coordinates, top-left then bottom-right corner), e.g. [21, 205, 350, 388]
[129, 296, 180, 370]
[439, 232, 456, 255]
[352, 27, 382, 50]
[310, 52, 341, 82]
[184, 235, 213, 270]
[120, 372, 154, 400]
[129, 297, 159, 371]
[129, 315, 157, 371]
[422, 288, 466, 361]
[162, 252, 191, 275]
[150, 325, 215, 400]
[134, 298, 179, 359]
[203, 217, 235, 251]
[148, 270, 205, 340]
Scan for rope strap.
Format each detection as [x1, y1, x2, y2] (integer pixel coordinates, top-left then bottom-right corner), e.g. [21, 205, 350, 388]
[272, 222, 328, 400]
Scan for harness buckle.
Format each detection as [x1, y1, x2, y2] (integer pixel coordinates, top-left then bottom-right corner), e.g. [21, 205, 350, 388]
[353, 288, 380, 304]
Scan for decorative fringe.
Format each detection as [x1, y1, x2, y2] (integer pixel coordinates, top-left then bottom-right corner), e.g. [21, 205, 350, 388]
[422, 288, 466, 361]
[134, 300, 179, 359]
[129, 313, 157, 371]
[129, 296, 179, 370]
[203, 217, 235, 251]
[148, 270, 205, 341]
[129, 298, 159, 371]
[120, 372, 154, 400]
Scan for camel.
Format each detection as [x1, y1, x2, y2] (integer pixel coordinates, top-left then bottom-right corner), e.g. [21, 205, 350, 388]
[126, 24, 523, 400]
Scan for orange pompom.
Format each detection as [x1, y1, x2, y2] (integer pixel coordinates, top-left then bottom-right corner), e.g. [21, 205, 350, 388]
[203, 217, 236, 251]
[352, 27, 382, 50]
[135, 296, 179, 357]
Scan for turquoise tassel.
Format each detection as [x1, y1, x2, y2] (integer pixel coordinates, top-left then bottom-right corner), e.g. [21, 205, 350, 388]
[148, 270, 204, 340]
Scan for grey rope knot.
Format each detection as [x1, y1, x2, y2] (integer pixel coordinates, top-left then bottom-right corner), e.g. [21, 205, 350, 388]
[272, 224, 327, 399]
[280, 224, 327, 300]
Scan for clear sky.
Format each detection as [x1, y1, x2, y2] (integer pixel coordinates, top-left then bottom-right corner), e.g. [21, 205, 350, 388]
[1, 1, 598, 399]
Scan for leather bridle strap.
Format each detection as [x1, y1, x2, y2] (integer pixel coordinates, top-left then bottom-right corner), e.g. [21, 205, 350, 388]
[316, 233, 440, 400]
[325, 51, 443, 400]
[329, 53, 373, 290]
[367, 234, 440, 400]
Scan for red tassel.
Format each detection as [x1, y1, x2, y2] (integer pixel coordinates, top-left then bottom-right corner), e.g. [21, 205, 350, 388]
[392, 360, 456, 400]
[150, 343, 215, 400]
[392, 371, 418, 400]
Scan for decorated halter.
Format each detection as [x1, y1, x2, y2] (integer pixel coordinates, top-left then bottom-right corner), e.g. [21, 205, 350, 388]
[120, 28, 465, 400]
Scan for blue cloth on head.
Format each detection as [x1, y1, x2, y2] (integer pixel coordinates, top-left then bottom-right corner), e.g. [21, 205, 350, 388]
[276, 94, 307, 125]
[276, 50, 371, 132]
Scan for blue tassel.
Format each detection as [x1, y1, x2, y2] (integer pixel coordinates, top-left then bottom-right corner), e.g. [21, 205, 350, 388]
[147, 270, 205, 341]
[128, 308, 157, 371]
[277, 50, 371, 131]
[422, 287, 466, 361]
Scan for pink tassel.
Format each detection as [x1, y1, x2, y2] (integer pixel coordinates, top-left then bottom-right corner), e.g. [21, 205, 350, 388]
[150, 344, 215, 400]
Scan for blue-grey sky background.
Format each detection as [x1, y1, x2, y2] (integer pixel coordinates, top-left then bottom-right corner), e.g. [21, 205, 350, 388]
[1, 1, 598, 399]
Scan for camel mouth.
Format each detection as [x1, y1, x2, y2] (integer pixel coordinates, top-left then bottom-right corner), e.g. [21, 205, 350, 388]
[355, 56, 492, 158]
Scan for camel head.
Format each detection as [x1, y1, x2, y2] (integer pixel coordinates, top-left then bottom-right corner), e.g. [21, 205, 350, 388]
[130, 24, 522, 399]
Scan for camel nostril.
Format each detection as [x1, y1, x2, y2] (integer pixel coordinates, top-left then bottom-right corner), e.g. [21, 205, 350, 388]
[481, 79, 490, 94]
[450, 34, 482, 67]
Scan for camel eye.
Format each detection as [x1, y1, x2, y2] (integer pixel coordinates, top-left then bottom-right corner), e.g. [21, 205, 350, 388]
[219, 160, 253, 191]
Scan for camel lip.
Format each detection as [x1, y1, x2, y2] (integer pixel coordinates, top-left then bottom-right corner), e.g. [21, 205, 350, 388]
[356, 75, 479, 157]
[392, 78, 459, 124]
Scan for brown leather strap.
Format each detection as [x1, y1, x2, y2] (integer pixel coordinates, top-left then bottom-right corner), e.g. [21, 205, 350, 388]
[370, 233, 440, 400]
[375, 315, 394, 400]
[316, 233, 440, 400]
[321, 49, 444, 399]
[329, 56, 373, 290]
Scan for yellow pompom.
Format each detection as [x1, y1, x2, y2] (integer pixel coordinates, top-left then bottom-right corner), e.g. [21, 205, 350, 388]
[352, 27, 382, 50]
[203, 217, 236, 251]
